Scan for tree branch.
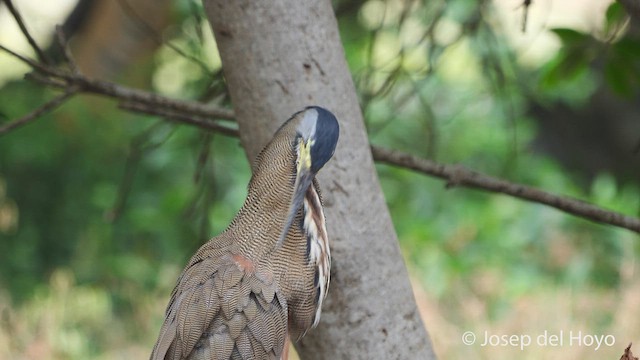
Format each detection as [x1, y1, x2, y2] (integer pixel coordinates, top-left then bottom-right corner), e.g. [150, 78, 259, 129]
[2, 36, 640, 234]
[0, 87, 77, 135]
[371, 145, 640, 233]
[114, 0, 213, 77]
[3, 0, 50, 64]
[0, 44, 234, 121]
[119, 102, 239, 137]
[60, 74, 234, 120]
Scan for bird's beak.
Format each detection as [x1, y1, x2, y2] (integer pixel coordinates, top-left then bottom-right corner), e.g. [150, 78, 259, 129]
[276, 138, 315, 249]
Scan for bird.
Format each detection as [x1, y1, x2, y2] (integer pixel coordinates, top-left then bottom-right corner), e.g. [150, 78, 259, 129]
[150, 106, 339, 360]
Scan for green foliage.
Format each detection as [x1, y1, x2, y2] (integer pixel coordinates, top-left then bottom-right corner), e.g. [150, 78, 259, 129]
[541, 2, 640, 98]
[0, 79, 248, 302]
[345, 0, 640, 302]
[539, 28, 597, 97]
[604, 36, 640, 96]
[604, 2, 626, 35]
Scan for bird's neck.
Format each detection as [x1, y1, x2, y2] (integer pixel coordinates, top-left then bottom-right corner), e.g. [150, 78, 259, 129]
[226, 162, 297, 259]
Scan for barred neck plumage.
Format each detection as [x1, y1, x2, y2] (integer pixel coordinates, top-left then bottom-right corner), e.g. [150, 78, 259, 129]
[302, 182, 330, 327]
[228, 170, 296, 259]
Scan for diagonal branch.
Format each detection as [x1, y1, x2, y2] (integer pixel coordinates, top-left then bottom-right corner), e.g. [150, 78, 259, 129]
[0, 44, 234, 122]
[0, 44, 51, 73]
[3, 0, 50, 64]
[114, 0, 213, 77]
[119, 102, 239, 137]
[60, 73, 235, 120]
[2, 39, 640, 234]
[0, 87, 77, 135]
[121, 92, 640, 235]
[371, 145, 640, 233]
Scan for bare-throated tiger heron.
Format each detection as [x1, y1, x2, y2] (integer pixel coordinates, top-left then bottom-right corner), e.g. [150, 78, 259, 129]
[150, 106, 339, 360]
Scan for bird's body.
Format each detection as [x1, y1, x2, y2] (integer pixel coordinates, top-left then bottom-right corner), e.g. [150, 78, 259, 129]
[151, 107, 339, 360]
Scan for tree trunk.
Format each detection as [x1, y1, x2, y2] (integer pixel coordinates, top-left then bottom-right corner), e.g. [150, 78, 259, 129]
[202, 1, 437, 358]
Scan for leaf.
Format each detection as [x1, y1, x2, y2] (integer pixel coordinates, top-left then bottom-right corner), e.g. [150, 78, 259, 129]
[550, 28, 590, 46]
[540, 49, 590, 88]
[604, 2, 627, 36]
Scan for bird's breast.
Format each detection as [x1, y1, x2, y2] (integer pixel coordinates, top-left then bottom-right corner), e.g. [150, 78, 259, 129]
[301, 183, 330, 327]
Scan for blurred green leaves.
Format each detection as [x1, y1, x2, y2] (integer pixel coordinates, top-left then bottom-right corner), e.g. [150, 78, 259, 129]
[540, 28, 597, 96]
[604, 2, 627, 36]
[541, 2, 640, 98]
[0, 77, 248, 302]
[352, 0, 640, 301]
[604, 36, 640, 96]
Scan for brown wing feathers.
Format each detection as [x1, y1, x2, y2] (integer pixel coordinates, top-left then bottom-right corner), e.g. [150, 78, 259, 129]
[150, 247, 287, 360]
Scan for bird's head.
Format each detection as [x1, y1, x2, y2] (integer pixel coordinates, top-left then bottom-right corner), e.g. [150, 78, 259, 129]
[272, 106, 339, 249]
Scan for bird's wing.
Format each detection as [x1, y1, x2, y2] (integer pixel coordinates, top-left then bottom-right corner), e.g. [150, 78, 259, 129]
[150, 253, 288, 360]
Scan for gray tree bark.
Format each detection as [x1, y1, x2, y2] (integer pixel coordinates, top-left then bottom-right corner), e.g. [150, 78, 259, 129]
[202, 1, 437, 358]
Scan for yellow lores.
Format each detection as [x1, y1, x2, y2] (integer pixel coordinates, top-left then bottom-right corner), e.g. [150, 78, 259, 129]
[297, 138, 314, 174]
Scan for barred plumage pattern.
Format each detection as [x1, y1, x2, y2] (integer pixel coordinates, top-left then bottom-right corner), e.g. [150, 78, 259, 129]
[151, 110, 332, 360]
[302, 183, 330, 330]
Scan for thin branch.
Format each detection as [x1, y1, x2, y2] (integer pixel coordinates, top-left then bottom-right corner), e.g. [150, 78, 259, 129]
[194, 132, 213, 184]
[115, 0, 213, 77]
[521, 0, 532, 33]
[0, 44, 51, 73]
[119, 102, 238, 137]
[371, 145, 640, 233]
[3, 0, 50, 64]
[66, 74, 234, 119]
[0, 87, 77, 135]
[0, 44, 234, 121]
[24, 70, 69, 89]
[105, 121, 176, 222]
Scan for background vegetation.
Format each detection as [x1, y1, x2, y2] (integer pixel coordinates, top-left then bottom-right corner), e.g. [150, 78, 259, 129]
[0, 0, 639, 358]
